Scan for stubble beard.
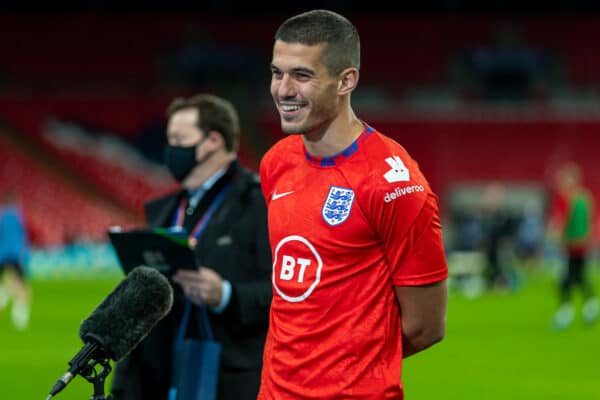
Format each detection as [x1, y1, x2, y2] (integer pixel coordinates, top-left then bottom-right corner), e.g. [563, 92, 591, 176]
[280, 104, 336, 137]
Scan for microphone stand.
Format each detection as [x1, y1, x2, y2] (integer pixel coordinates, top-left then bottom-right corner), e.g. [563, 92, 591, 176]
[80, 358, 113, 400]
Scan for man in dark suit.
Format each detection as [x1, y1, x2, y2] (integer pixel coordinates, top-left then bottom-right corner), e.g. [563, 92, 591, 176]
[111, 94, 272, 400]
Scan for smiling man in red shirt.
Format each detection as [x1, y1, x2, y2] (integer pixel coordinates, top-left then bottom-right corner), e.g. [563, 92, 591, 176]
[259, 10, 448, 399]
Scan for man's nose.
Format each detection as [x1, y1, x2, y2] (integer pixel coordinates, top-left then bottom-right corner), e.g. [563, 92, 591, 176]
[277, 74, 296, 98]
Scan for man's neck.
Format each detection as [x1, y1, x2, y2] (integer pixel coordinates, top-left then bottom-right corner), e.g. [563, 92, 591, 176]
[182, 153, 235, 190]
[303, 109, 364, 158]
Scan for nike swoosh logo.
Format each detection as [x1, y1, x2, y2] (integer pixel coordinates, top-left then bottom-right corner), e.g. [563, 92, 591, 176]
[272, 190, 295, 201]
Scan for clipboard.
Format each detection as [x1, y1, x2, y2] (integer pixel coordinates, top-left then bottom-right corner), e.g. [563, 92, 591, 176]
[108, 227, 196, 277]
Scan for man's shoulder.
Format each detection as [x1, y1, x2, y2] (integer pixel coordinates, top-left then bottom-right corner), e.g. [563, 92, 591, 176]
[355, 128, 429, 192]
[143, 190, 181, 220]
[234, 164, 262, 195]
[144, 190, 181, 209]
[261, 136, 302, 168]
[259, 136, 304, 196]
[362, 128, 416, 165]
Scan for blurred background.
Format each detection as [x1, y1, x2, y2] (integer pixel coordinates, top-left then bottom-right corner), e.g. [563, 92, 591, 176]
[0, 1, 599, 399]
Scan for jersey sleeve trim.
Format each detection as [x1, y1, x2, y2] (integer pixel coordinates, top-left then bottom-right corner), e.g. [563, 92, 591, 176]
[392, 267, 448, 286]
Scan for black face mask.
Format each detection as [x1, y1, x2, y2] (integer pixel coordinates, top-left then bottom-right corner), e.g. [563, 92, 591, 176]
[164, 144, 198, 182]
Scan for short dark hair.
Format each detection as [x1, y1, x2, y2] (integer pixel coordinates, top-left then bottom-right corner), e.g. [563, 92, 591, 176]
[166, 94, 240, 152]
[275, 9, 360, 75]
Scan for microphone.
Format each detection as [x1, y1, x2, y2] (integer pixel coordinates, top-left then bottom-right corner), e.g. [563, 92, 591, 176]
[47, 266, 174, 399]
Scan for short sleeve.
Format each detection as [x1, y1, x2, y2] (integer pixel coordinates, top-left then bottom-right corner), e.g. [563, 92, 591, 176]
[382, 192, 448, 286]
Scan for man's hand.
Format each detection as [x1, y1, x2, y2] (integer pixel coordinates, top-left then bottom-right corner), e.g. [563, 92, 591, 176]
[172, 267, 224, 307]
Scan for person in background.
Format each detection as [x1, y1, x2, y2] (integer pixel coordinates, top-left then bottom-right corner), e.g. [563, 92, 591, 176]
[515, 198, 544, 272]
[479, 183, 516, 290]
[258, 10, 448, 399]
[111, 94, 272, 400]
[0, 190, 32, 331]
[550, 162, 598, 329]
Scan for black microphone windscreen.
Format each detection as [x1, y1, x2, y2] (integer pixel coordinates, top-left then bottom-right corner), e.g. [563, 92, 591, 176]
[78, 266, 173, 361]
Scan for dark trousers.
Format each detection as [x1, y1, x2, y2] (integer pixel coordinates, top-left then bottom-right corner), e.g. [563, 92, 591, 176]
[560, 253, 595, 303]
[111, 364, 261, 400]
[219, 367, 261, 400]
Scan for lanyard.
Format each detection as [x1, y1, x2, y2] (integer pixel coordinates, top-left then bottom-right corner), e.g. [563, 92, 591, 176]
[171, 184, 232, 241]
[168, 185, 231, 400]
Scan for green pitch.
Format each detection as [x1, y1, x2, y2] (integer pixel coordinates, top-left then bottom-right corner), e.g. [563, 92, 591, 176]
[403, 273, 600, 400]
[0, 278, 121, 400]
[0, 273, 598, 399]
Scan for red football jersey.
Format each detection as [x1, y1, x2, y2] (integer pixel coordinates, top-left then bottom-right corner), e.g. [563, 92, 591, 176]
[258, 123, 448, 399]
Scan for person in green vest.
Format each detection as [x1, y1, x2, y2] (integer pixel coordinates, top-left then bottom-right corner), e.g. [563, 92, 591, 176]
[550, 162, 598, 329]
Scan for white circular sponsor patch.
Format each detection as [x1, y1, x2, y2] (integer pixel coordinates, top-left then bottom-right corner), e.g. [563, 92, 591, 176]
[272, 235, 323, 302]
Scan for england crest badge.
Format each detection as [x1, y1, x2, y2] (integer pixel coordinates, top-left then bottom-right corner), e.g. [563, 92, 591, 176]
[322, 186, 355, 226]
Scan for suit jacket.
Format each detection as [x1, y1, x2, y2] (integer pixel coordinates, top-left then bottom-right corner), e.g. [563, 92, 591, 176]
[111, 160, 272, 400]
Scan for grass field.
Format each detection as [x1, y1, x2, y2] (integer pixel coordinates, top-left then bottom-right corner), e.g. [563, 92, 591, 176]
[404, 273, 600, 400]
[0, 278, 120, 400]
[0, 273, 598, 400]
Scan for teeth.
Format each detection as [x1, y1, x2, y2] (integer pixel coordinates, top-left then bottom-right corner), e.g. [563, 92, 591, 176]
[282, 105, 301, 112]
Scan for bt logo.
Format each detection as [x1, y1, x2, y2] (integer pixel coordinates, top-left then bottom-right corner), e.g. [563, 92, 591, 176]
[280, 256, 312, 283]
[273, 235, 323, 302]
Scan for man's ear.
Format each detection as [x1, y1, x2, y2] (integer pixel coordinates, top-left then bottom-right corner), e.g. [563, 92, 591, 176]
[337, 67, 359, 95]
[200, 130, 227, 152]
[205, 130, 225, 151]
